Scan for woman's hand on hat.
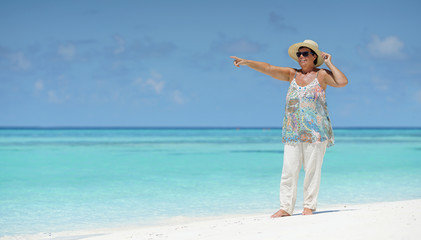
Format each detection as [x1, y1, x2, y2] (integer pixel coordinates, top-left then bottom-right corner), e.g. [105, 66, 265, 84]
[230, 56, 247, 67]
[321, 52, 332, 64]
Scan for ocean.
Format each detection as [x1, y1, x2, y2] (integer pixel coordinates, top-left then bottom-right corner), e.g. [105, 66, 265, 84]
[1, 127, 421, 236]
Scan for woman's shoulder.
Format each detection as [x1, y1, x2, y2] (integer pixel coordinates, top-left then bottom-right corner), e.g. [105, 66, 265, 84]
[315, 68, 331, 89]
[288, 68, 299, 82]
[316, 68, 332, 80]
[317, 68, 332, 74]
[284, 67, 298, 74]
[273, 67, 297, 82]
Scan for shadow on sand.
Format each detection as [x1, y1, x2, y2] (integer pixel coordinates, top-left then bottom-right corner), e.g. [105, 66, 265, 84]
[291, 208, 356, 216]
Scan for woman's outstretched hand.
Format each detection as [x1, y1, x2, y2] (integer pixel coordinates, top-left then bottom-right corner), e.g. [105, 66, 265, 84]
[230, 56, 247, 67]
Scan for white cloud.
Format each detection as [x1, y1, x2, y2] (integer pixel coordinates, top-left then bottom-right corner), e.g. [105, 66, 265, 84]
[47, 89, 70, 103]
[113, 35, 125, 55]
[134, 77, 143, 86]
[9, 52, 31, 70]
[35, 80, 44, 91]
[133, 71, 165, 94]
[58, 44, 76, 60]
[133, 71, 186, 104]
[150, 70, 161, 79]
[367, 35, 406, 59]
[48, 90, 59, 103]
[145, 78, 165, 94]
[172, 90, 186, 104]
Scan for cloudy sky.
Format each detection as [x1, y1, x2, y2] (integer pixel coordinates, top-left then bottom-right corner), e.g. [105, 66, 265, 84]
[1, 0, 420, 127]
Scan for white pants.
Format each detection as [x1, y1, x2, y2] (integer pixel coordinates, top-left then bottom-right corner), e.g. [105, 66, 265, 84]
[279, 141, 328, 215]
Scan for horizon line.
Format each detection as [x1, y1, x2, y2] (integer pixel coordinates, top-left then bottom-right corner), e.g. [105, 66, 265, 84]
[1, 126, 421, 130]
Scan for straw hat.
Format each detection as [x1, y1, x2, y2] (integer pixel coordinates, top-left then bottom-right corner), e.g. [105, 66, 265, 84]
[288, 40, 324, 67]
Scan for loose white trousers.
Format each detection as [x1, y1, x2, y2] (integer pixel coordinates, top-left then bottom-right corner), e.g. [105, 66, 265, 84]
[279, 141, 328, 215]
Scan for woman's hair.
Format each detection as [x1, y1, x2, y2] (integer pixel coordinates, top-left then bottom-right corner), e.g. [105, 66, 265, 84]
[298, 46, 318, 65]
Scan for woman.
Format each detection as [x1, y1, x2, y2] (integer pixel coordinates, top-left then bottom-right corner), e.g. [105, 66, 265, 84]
[231, 40, 348, 217]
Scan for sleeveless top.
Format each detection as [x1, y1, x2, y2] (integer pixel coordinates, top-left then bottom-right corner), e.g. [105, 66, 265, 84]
[282, 70, 334, 147]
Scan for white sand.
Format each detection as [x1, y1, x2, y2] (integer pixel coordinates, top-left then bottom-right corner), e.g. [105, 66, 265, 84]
[2, 199, 421, 240]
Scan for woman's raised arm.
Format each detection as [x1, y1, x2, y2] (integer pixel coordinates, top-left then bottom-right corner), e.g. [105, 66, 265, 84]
[320, 52, 348, 88]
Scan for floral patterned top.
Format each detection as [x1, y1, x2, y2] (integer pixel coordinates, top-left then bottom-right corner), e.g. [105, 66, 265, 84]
[282, 71, 334, 147]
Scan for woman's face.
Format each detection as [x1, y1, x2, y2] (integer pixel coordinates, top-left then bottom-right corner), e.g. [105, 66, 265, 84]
[297, 47, 317, 68]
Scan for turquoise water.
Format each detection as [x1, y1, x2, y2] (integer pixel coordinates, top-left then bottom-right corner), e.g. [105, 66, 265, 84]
[1, 128, 421, 236]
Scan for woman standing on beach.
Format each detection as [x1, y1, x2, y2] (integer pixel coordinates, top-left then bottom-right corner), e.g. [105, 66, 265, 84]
[231, 40, 348, 217]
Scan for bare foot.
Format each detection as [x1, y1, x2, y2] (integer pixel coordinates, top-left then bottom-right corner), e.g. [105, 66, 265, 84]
[271, 209, 291, 218]
[302, 208, 313, 215]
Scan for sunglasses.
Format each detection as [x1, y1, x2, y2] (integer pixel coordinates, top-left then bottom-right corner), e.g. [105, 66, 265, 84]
[296, 51, 314, 57]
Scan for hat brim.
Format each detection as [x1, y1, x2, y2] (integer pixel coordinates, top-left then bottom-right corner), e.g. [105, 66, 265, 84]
[288, 42, 324, 67]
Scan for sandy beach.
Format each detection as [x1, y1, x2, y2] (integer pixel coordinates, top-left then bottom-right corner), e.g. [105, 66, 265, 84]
[2, 198, 420, 240]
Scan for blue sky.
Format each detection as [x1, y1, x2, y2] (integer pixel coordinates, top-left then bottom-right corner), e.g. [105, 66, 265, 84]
[1, 0, 420, 127]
